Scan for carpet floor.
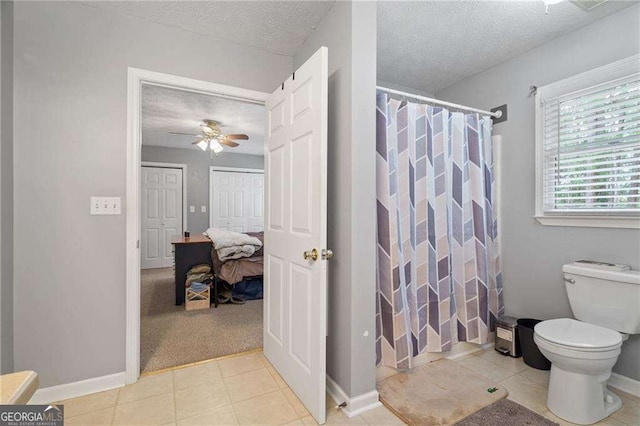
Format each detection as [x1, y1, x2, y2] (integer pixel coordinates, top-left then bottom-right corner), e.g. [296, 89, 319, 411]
[378, 358, 508, 426]
[455, 399, 558, 426]
[140, 268, 263, 374]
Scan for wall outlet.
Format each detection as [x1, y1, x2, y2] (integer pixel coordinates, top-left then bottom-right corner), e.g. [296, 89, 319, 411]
[90, 197, 122, 215]
[190, 206, 195, 213]
[201, 206, 207, 213]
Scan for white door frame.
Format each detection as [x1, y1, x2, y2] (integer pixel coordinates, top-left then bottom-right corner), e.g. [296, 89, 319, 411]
[141, 161, 188, 232]
[126, 67, 269, 383]
[209, 166, 264, 229]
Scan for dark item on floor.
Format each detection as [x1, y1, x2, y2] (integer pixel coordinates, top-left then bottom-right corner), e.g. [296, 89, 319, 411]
[171, 234, 213, 305]
[518, 318, 552, 370]
[213, 274, 262, 307]
[378, 359, 507, 426]
[495, 316, 522, 357]
[233, 278, 263, 300]
[455, 399, 558, 426]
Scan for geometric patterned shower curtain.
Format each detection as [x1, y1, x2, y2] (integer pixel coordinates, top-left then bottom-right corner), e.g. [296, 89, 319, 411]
[375, 92, 503, 369]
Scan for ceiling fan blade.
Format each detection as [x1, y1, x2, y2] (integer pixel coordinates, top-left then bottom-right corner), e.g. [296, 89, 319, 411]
[225, 134, 249, 140]
[169, 131, 201, 136]
[220, 139, 240, 148]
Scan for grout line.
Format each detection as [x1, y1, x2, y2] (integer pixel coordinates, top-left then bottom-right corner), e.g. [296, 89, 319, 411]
[171, 370, 177, 425]
[141, 347, 264, 377]
[110, 388, 120, 425]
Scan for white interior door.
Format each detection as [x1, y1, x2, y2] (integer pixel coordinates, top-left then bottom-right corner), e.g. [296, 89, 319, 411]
[210, 169, 264, 232]
[264, 47, 328, 424]
[141, 167, 183, 269]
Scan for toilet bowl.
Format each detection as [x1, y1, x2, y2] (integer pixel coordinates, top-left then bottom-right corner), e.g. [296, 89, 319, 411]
[534, 318, 623, 425]
[532, 262, 640, 425]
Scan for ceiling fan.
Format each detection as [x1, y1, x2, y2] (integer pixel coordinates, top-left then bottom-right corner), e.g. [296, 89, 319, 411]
[169, 120, 248, 153]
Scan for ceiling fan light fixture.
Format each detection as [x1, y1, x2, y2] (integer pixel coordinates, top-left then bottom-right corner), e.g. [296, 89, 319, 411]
[196, 139, 209, 151]
[211, 139, 224, 154]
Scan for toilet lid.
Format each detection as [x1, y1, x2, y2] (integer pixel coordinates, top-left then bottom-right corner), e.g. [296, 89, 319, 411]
[534, 318, 622, 349]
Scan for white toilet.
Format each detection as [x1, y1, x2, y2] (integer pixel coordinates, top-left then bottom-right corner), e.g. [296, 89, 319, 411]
[533, 261, 640, 425]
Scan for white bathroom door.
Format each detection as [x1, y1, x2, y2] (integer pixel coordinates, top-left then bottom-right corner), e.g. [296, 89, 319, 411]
[141, 167, 183, 269]
[263, 46, 328, 424]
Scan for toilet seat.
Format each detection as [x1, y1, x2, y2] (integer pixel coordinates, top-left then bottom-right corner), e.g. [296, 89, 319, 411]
[534, 318, 622, 350]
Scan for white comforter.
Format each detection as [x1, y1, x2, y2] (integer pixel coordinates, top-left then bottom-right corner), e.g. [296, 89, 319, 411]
[204, 227, 263, 261]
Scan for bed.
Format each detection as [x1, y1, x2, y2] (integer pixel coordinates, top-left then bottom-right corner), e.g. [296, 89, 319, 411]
[210, 231, 264, 307]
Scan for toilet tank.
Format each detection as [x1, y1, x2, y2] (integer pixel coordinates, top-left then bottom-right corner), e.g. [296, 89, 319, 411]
[563, 262, 640, 334]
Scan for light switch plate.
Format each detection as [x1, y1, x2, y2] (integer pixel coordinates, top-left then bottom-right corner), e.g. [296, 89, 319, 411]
[91, 197, 122, 215]
[190, 206, 195, 213]
[201, 206, 207, 213]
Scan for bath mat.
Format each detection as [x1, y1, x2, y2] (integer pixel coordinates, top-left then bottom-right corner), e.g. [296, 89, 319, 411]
[378, 358, 508, 426]
[455, 399, 558, 426]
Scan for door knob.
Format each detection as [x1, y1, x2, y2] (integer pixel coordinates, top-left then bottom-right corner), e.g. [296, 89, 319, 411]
[322, 249, 334, 260]
[303, 248, 318, 261]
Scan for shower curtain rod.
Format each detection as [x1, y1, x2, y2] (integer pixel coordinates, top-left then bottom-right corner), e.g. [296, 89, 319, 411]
[377, 86, 502, 119]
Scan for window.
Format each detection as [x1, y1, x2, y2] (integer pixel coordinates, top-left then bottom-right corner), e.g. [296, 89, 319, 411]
[535, 55, 640, 229]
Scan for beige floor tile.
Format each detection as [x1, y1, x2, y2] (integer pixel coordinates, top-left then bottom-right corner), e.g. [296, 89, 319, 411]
[610, 388, 640, 404]
[58, 388, 119, 418]
[177, 405, 239, 426]
[218, 353, 265, 378]
[175, 382, 231, 420]
[113, 393, 175, 426]
[458, 355, 516, 382]
[268, 366, 288, 389]
[518, 367, 550, 387]
[232, 389, 298, 425]
[376, 366, 398, 382]
[224, 367, 278, 403]
[282, 420, 304, 425]
[118, 371, 173, 404]
[360, 405, 406, 425]
[499, 374, 548, 413]
[300, 415, 318, 425]
[65, 406, 114, 426]
[610, 393, 640, 426]
[282, 387, 311, 418]
[477, 349, 528, 374]
[173, 362, 223, 391]
[258, 352, 272, 368]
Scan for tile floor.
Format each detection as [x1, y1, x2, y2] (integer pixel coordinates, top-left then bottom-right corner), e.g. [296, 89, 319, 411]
[57, 347, 640, 425]
[57, 350, 403, 426]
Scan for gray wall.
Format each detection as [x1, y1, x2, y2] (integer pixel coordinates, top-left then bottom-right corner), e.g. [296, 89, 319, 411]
[294, 1, 378, 399]
[13, 1, 291, 387]
[437, 4, 640, 380]
[141, 145, 264, 234]
[0, 0, 14, 374]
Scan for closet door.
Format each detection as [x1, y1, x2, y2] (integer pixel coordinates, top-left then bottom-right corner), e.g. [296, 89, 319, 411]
[141, 167, 183, 269]
[210, 170, 264, 232]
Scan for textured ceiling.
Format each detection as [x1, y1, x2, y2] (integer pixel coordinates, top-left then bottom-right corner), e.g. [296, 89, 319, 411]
[141, 85, 265, 156]
[81, 0, 335, 56]
[378, 1, 638, 93]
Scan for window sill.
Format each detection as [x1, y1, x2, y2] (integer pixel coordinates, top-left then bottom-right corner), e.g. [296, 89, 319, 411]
[534, 215, 640, 229]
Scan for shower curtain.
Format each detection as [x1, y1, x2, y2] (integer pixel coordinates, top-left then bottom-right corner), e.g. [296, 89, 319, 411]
[375, 93, 503, 369]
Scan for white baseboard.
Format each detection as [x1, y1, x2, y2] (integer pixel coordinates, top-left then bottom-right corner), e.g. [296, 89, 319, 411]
[29, 372, 126, 405]
[446, 342, 494, 361]
[326, 375, 381, 418]
[609, 372, 640, 398]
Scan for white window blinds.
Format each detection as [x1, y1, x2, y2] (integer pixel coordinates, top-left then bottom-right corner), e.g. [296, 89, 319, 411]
[542, 75, 640, 214]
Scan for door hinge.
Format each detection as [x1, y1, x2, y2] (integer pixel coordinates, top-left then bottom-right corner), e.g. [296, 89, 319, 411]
[136, 240, 140, 249]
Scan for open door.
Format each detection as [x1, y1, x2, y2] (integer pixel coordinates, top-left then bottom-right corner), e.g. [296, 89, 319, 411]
[263, 47, 329, 424]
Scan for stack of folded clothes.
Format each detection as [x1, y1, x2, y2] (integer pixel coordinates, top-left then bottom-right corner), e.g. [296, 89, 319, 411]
[186, 264, 213, 289]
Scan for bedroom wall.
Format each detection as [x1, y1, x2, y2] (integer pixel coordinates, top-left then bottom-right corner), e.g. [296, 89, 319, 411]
[0, 0, 14, 374]
[141, 145, 264, 234]
[12, 1, 291, 388]
[293, 1, 377, 399]
[437, 4, 640, 381]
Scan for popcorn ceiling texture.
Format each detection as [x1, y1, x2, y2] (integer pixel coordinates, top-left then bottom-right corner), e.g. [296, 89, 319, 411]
[142, 85, 265, 155]
[377, 0, 636, 93]
[82, 1, 336, 57]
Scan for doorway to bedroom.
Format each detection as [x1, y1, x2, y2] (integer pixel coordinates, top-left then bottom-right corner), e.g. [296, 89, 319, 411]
[138, 83, 266, 374]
